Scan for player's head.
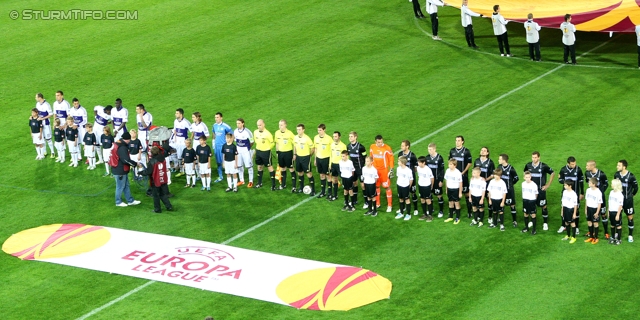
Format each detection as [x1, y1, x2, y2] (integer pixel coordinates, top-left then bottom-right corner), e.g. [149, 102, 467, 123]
[588, 177, 598, 188]
[524, 170, 531, 181]
[66, 115, 74, 125]
[612, 178, 622, 192]
[36, 93, 44, 102]
[401, 140, 410, 152]
[348, 131, 358, 143]
[215, 112, 223, 124]
[199, 135, 207, 144]
[136, 104, 145, 113]
[462, 0, 468, 5]
[317, 124, 326, 136]
[129, 129, 137, 138]
[365, 155, 373, 166]
[617, 160, 628, 172]
[428, 143, 437, 155]
[333, 131, 341, 142]
[417, 156, 426, 167]
[564, 14, 571, 22]
[104, 105, 113, 115]
[531, 151, 540, 163]
[472, 166, 481, 178]
[341, 150, 348, 161]
[86, 123, 93, 132]
[31, 108, 38, 117]
[564, 180, 573, 190]
[192, 112, 202, 123]
[55, 90, 63, 102]
[115, 98, 122, 108]
[455, 136, 464, 148]
[375, 134, 384, 147]
[480, 146, 489, 157]
[448, 158, 457, 169]
[225, 133, 233, 143]
[499, 154, 509, 165]
[528, 13, 533, 20]
[493, 168, 502, 178]
[236, 118, 245, 129]
[279, 119, 287, 131]
[567, 156, 576, 168]
[72, 98, 79, 108]
[175, 108, 184, 119]
[398, 156, 407, 167]
[103, 126, 112, 136]
[185, 139, 192, 148]
[54, 118, 61, 126]
[493, 5, 499, 12]
[296, 123, 305, 135]
[586, 160, 596, 172]
[256, 119, 265, 131]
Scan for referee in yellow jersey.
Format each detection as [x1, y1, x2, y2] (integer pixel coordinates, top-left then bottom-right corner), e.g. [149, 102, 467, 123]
[254, 119, 276, 190]
[293, 123, 315, 195]
[314, 124, 332, 198]
[275, 119, 296, 190]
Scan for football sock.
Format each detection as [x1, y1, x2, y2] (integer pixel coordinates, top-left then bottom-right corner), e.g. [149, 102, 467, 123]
[466, 199, 472, 214]
[438, 197, 444, 212]
[629, 219, 634, 236]
[428, 203, 433, 215]
[186, 175, 191, 185]
[448, 207, 454, 218]
[291, 173, 296, 189]
[327, 183, 333, 197]
[571, 225, 576, 237]
[232, 177, 237, 188]
[532, 217, 537, 231]
[257, 170, 263, 185]
[492, 212, 498, 224]
[511, 209, 517, 222]
[227, 177, 232, 188]
[299, 176, 305, 190]
[575, 217, 580, 231]
[421, 202, 427, 214]
[524, 216, 530, 228]
[217, 165, 223, 179]
[351, 193, 357, 204]
[412, 193, 418, 203]
[588, 225, 594, 237]
[321, 179, 326, 194]
[399, 201, 405, 213]
[386, 188, 393, 207]
[371, 199, 377, 212]
[376, 187, 381, 207]
[472, 209, 478, 221]
[281, 170, 287, 187]
[97, 148, 103, 162]
[247, 167, 254, 183]
[602, 218, 609, 234]
[206, 177, 211, 188]
[542, 208, 549, 223]
[35, 146, 40, 157]
[566, 225, 572, 237]
[238, 166, 245, 183]
[353, 185, 359, 202]
[594, 226, 599, 239]
[478, 209, 484, 222]
[499, 213, 504, 225]
[270, 171, 276, 188]
[333, 183, 339, 198]
[309, 177, 315, 193]
[455, 208, 461, 219]
[611, 226, 616, 239]
[47, 140, 55, 155]
[344, 194, 349, 206]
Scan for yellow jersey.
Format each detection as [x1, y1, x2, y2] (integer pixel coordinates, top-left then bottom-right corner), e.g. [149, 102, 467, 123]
[329, 141, 347, 165]
[274, 129, 295, 152]
[313, 134, 332, 159]
[254, 129, 274, 151]
[293, 134, 314, 156]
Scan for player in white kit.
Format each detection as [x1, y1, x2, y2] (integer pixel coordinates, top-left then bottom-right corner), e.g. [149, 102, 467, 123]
[135, 104, 153, 154]
[111, 98, 128, 140]
[70, 98, 88, 161]
[234, 118, 255, 187]
[171, 108, 191, 176]
[35, 93, 55, 158]
[93, 105, 112, 164]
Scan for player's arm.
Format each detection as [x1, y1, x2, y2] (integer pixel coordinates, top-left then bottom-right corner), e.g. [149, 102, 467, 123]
[308, 138, 315, 157]
[557, 170, 565, 184]
[458, 180, 463, 197]
[480, 187, 485, 204]
[632, 175, 639, 196]
[601, 173, 609, 192]
[292, 140, 297, 161]
[234, 151, 238, 169]
[462, 151, 472, 175]
[500, 189, 506, 207]
[545, 170, 555, 191]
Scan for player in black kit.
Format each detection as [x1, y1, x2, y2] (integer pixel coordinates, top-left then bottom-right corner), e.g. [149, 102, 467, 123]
[524, 151, 555, 231]
[399, 140, 419, 214]
[449, 136, 473, 217]
[499, 154, 519, 227]
[615, 160, 639, 243]
[427, 143, 446, 217]
[585, 160, 608, 238]
[347, 131, 367, 208]
[558, 156, 584, 234]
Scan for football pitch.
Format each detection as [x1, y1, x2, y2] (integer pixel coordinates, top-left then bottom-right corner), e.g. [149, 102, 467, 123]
[2, 0, 640, 319]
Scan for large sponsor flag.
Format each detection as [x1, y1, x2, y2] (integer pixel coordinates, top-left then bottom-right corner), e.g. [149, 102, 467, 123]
[452, 0, 640, 32]
[2, 224, 392, 311]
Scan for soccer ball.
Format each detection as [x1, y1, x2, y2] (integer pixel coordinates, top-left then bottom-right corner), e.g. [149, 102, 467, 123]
[303, 185, 312, 194]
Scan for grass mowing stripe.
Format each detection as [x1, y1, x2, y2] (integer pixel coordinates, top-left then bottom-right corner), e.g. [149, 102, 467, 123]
[0, 183, 114, 197]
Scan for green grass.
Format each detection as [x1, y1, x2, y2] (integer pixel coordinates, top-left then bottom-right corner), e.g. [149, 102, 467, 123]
[1, 0, 639, 319]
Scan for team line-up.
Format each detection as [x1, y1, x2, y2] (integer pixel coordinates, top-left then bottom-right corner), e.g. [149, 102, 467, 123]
[28, 93, 638, 246]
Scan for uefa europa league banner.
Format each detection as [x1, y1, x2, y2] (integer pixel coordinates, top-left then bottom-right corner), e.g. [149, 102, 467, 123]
[2, 224, 392, 311]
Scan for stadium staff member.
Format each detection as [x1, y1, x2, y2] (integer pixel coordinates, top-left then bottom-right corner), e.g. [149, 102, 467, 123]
[112, 131, 141, 207]
[139, 146, 173, 213]
[561, 14, 577, 65]
[461, 0, 483, 48]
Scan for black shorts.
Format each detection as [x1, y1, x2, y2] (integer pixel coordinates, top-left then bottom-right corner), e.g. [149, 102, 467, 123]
[609, 211, 622, 227]
[523, 199, 536, 215]
[586, 207, 599, 222]
[489, 199, 503, 212]
[277, 150, 293, 168]
[342, 177, 353, 190]
[316, 157, 329, 175]
[623, 197, 634, 215]
[504, 188, 516, 206]
[462, 175, 469, 193]
[562, 207, 575, 223]
[536, 190, 547, 207]
[295, 155, 311, 172]
[364, 183, 377, 198]
[397, 186, 410, 199]
[471, 195, 484, 208]
[419, 185, 432, 199]
[447, 188, 460, 202]
[432, 180, 443, 196]
[330, 163, 340, 176]
[255, 150, 272, 167]
[354, 166, 363, 182]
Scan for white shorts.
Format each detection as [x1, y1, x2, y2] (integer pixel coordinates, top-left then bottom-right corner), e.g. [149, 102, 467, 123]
[68, 142, 79, 154]
[237, 149, 253, 168]
[77, 126, 86, 145]
[55, 141, 65, 152]
[172, 139, 186, 159]
[84, 145, 95, 157]
[199, 164, 211, 175]
[32, 132, 44, 144]
[138, 130, 148, 151]
[43, 125, 52, 140]
[93, 124, 105, 144]
[184, 163, 195, 175]
[103, 147, 112, 162]
[224, 160, 238, 174]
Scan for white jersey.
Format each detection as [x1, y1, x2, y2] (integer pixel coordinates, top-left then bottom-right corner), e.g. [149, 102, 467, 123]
[426, 0, 444, 15]
[339, 160, 355, 179]
[608, 190, 624, 212]
[362, 166, 379, 184]
[461, 5, 481, 27]
[585, 188, 603, 209]
[53, 99, 71, 121]
[521, 181, 539, 200]
[191, 121, 209, 140]
[417, 165, 434, 187]
[524, 20, 541, 43]
[469, 177, 486, 197]
[487, 179, 507, 200]
[561, 190, 578, 208]
[69, 106, 88, 127]
[111, 106, 128, 131]
[636, 25, 640, 46]
[173, 118, 191, 141]
[444, 169, 463, 189]
[560, 21, 576, 45]
[396, 166, 413, 188]
[36, 100, 53, 126]
[491, 12, 508, 35]
[93, 106, 111, 126]
[234, 128, 254, 153]
[136, 111, 153, 132]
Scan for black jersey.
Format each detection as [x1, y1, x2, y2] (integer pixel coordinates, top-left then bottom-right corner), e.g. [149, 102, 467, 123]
[29, 118, 43, 134]
[65, 127, 78, 141]
[83, 132, 97, 146]
[614, 171, 638, 200]
[182, 148, 196, 164]
[524, 162, 554, 190]
[585, 169, 608, 195]
[347, 142, 366, 168]
[474, 157, 495, 180]
[101, 134, 114, 149]
[398, 150, 418, 177]
[500, 164, 519, 190]
[558, 165, 584, 196]
[449, 147, 473, 176]
[54, 127, 64, 142]
[128, 139, 143, 155]
[222, 143, 238, 162]
[426, 153, 445, 181]
[195, 144, 212, 164]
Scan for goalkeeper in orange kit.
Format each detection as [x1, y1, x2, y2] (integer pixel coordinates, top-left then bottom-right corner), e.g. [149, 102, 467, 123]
[370, 135, 394, 212]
